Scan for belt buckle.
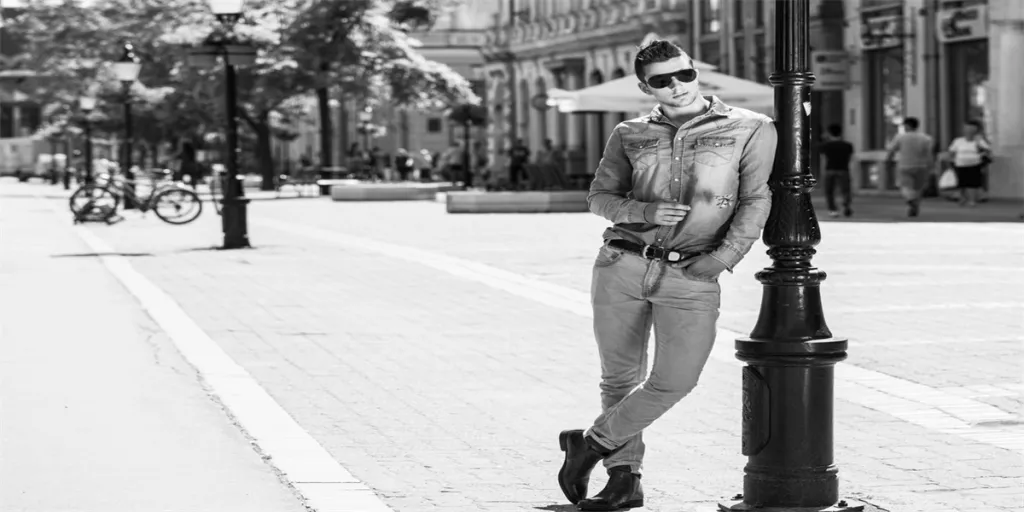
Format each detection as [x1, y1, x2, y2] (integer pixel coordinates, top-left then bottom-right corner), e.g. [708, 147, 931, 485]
[667, 251, 682, 262]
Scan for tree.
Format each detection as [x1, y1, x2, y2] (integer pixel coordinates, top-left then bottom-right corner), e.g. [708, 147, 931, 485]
[9, 0, 479, 190]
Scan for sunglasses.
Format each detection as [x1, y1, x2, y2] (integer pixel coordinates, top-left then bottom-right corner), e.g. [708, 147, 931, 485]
[646, 68, 698, 89]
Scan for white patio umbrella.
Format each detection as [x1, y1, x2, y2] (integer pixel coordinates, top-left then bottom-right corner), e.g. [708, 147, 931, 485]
[547, 64, 775, 117]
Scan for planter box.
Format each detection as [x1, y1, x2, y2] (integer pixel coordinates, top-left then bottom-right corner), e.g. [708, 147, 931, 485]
[330, 182, 451, 201]
[446, 191, 590, 214]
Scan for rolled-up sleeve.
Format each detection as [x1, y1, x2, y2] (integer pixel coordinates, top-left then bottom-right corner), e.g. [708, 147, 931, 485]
[587, 127, 655, 224]
[709, 120, 778, 271]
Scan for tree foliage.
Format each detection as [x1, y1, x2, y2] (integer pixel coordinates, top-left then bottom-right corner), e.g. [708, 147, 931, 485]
[6, 0, 479, 173]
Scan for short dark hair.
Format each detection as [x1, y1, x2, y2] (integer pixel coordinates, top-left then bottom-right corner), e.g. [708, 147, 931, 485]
[967, 119, 984, 130]
[903, 117, 920, 130]
[827, 124, 842, 137]
[633, 40, 693, 83]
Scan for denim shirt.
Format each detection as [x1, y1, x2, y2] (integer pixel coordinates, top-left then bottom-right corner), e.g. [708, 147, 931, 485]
[587, 96, 778, 271]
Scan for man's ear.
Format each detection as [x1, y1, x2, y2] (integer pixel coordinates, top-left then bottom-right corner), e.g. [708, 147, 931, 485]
[638, 81, 652, 96]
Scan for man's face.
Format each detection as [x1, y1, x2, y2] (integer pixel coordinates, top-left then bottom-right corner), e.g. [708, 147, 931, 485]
[639, 56, 700, 109]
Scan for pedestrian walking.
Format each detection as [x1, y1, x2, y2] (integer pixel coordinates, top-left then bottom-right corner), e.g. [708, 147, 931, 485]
[558, 39, 777, 511]
[509, 138, 530, 188]
[818, 124, 855, 217]
[946, 120, 991, 208]
[885, 117, 935, 217]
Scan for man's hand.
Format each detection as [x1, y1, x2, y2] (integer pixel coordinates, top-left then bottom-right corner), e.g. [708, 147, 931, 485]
[686, 254, 728, 278]
[649, 202, 691, 226]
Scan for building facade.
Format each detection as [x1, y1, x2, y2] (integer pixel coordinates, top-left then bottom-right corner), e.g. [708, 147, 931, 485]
[478, 0, 844, 183]
[846, 0, 1022, 199]
[477, 0, 1020, 199]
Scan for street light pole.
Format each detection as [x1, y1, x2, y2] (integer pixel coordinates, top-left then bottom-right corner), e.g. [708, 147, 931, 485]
[80, 96, 96, 184]
[111, 42, 142, 209]
[122, 94, 136, 208]
[220, 57, 250, 249]
[720, 1, 863, 511]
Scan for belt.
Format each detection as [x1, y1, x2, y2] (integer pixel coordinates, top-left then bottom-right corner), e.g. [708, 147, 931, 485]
[608, 239, 695, 263]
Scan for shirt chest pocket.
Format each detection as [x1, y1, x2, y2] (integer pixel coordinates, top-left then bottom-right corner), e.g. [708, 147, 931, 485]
[624, 138, 660, 171]
[694, 137, 738, 167]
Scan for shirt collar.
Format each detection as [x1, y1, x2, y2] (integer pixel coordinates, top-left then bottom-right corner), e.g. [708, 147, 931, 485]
[648, 95, 732, 123]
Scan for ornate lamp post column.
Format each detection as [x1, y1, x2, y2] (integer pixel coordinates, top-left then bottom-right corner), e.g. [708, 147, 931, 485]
[720, 1, 863, 511]
[79, 96, 97, 184]
[189, 0, 255, 249]
[358, 108, 373, 154]
[111, 42, 142, 209]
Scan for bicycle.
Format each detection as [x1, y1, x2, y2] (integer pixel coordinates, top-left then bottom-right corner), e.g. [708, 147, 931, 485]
[69, 169, 203, 225]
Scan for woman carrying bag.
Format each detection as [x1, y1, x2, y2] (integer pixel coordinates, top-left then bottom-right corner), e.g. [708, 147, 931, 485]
[946, 120, 991, 207]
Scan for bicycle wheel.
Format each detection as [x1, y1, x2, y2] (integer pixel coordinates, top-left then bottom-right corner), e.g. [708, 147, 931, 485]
[69, 184, 119, 222]
[152, 187, 203, 225]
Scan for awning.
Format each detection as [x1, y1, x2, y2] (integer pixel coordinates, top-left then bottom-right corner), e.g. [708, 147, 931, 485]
[547, 66, 775, 117]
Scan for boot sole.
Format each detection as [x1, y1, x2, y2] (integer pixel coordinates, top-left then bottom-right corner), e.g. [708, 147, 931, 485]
[577, 498, 644, 511]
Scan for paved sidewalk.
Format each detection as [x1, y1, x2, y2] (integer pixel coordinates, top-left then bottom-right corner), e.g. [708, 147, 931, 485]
[0, 197, 306, 511]
[6, 181, 1021, 512]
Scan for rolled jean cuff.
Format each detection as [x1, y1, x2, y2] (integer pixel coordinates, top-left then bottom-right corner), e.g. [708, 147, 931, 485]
[584, 426, 618, 451]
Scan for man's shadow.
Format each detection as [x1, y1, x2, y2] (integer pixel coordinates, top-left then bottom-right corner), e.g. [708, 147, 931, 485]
[535, 505, 578, 512]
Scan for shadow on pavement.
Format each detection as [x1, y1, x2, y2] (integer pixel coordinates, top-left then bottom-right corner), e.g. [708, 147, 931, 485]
[534, 505, 580, 512]
[52, 252, 153, 258]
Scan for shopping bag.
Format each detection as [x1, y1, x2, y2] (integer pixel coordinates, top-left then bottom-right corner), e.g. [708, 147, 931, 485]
[938, 168, 958, 191]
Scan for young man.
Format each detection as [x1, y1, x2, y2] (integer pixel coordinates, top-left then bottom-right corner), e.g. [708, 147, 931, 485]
[558, 40, 777, 511]
[885, 117, 934, 217]
[819, 124, 855, 217]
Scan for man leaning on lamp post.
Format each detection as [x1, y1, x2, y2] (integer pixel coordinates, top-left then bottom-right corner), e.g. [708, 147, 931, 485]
[556, 39, 778, 511]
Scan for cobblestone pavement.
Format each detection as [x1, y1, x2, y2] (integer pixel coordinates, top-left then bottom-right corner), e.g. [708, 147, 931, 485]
[6, 180, 1021, 512]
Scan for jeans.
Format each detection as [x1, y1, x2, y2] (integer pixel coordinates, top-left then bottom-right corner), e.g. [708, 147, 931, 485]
[823, 169, 852, 212]
[584, 243, 721, 474]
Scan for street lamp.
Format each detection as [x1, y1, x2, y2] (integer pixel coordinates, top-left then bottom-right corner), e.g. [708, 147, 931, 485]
[719, 1, 862, 511]
[358, 108, 373, 154]
[79, 96, 97, 184]
[111, 42, 142, 209]
[189, 0, 255, 249]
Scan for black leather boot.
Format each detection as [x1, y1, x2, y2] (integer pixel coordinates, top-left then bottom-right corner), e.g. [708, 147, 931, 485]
[558, 429, 617, 504]
[577, 466, 643, 511]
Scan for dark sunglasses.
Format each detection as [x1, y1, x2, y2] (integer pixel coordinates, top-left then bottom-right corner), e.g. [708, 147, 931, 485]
[646, 68, 697, 89]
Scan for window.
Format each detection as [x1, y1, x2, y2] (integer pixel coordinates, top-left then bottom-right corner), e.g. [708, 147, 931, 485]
[701, 0, 721, 34]
[754, 33, 769, 83]
[865, 47, 905, 149]
[19, 105, 40, 134]
[427, 118, 443, 133]
[754, 0, 765, 28]
[700, 40, 721, 68]
[734, 36, 746, 79]
[946, 40, 989, 141]
[0, 105, 13, 138]
[733, 0, 744, 30]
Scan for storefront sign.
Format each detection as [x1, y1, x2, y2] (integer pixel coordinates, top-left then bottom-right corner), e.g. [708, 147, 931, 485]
[937, 4, 988, 43]
[811, 51, 850, 90]
[861, 14, 904, 50]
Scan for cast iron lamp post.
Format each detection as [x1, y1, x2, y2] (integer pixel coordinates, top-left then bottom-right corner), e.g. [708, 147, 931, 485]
[448, 103, 487, 189]
[189, 0, 255, 249]
[79, 96, 97, 184]
[111, 42, 142, 209]
[358, 109, 373, 154]
[719, 1, 863, 511]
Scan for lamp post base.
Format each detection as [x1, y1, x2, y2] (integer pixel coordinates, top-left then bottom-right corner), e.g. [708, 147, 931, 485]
[220, 197, 251, 249]
[719, 497, 866, 512]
